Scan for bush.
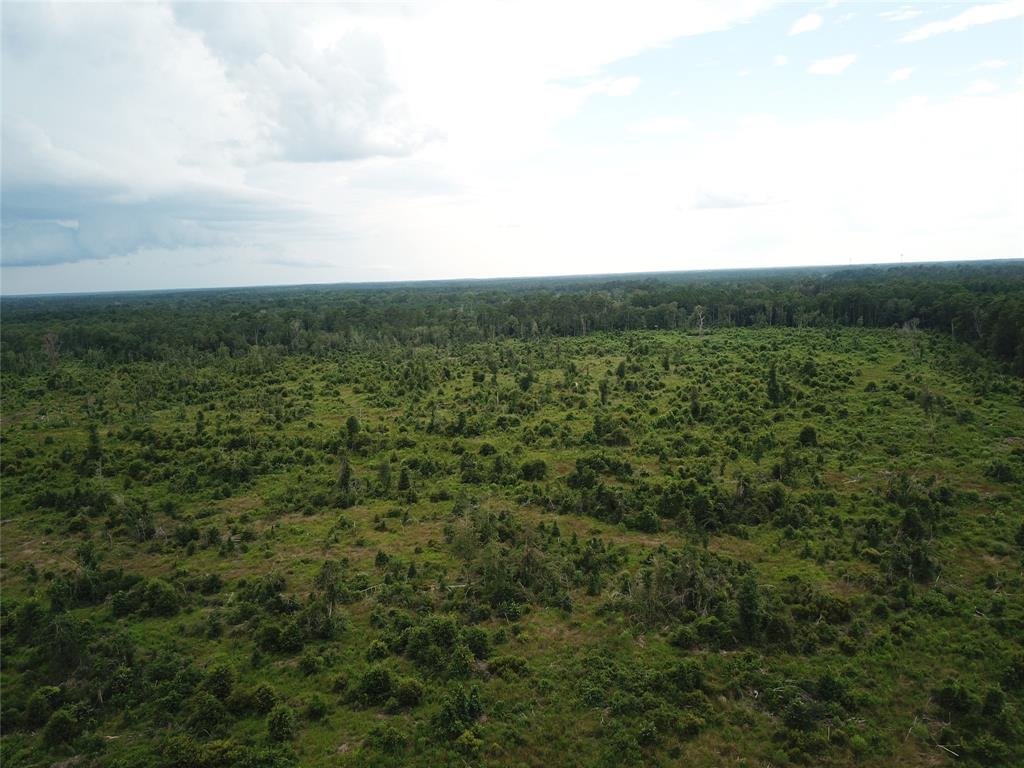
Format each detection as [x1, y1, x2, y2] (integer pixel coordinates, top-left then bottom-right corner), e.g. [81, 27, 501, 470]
[463, 626, 491, 659]
[203, 661, 234, 700]
[447, 644, 475, 678]
[669, 625, 697, 649]
[355, 665, 393, 704]
[454, 728, 483, 756]
[365, 723, 405, 753]
[395, 676, 424, 707]
[798, 426, 818, 446]
[43, 706, 79, 745]
[25, 685, 60, 728]
[489, 655, 530, 680]
[304, 694, 329, 721]
[143, 579, 180, 617]
[520, 459, 548, 481]
[186, 691, 229, 736]
[985, 461, 1015, 483]
[366, 639, 389, 661]
[432, 684, 483, 740]
[298, 650, 324, 676]
[253, 683, 278, 714]
[267, 704, 297, 742]
[669, 659, 704, 692]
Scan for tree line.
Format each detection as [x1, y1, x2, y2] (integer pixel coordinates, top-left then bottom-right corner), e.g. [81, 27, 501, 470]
[3, 261, 1023, 374]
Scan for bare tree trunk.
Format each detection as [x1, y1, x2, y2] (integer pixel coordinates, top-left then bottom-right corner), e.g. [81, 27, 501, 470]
[43, 332, 60, 369]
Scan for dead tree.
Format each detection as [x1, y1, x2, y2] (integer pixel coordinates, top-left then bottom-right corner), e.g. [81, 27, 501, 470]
[692, 305, 706, 335]
[42, 332, 60, 369]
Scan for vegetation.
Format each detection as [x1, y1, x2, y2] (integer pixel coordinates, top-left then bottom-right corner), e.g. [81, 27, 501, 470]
[1, 262, 1023, 767]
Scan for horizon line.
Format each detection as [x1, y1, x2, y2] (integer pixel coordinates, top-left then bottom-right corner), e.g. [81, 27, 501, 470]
[2, 256, 1023, 301]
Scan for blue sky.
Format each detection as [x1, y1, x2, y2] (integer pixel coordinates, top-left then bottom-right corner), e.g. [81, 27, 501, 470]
[2, 1, 1022, 294]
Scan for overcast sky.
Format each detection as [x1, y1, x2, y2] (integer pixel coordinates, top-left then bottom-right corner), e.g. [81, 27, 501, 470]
[2, 1, 1022, 295]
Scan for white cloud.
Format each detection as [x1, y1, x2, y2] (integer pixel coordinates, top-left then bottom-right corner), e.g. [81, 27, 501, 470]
[901, 1, 1024, 42]
[602, 76, 642, 97]
[774, 54, 788, 66]
[2, 1, 780, 279]
[888, 67, 915, 82]
[172, 5, 435, 163]
[3, 0, 1022, 293]
[692, 189, 779, 210]
[880, 7, 923, 22]
[808, 54, 857, 75]
[966, 79, 1000, 94]
[973, 58, 1009, 70]
[628, 116, 690, 135]
[789, 13, 823, 35]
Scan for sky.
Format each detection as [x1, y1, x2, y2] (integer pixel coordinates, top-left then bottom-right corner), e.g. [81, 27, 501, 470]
[1, 1, 1023, 295]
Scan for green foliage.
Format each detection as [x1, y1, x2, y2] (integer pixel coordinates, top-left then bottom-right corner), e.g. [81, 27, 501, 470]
[432, 684, 483, 741]
[2, 267, 1024, 767]
[266, 704, 297, 742]
[43, 705, 80, 745]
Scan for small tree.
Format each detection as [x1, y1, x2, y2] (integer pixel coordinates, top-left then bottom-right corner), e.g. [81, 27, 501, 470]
[798, 425, 817, 446]
[43, 706, 79, 745]
[767, 362, 782, 405]
[737, 573, 763, 643]
[346, 415, 361, 449]
[313, 560, 346, 618]
[267, 704, 297, 741]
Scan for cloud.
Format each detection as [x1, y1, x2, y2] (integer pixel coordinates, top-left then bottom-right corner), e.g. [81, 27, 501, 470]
[1, 8, 300, 268]
[628, 116, 690, 135]
[774, 54, 788, 67]
[3, 1, 779, 283]
[966, 79, 1000, 94]
[901, 1, 1024, 42]
[808, 54, 857, 75]
[888, 67, 914, 82]
[880, 7, 923, 22]
[1, 141, 306, 267]
[7, 0, 1020, 295]
[601, 76, 642, 97]
[692, 190, 779, 210]
[172, 5, 436, 163]
[0, 3, 423, 268]
[974, 59, 1009, 70]
[789, 13, 823, 35]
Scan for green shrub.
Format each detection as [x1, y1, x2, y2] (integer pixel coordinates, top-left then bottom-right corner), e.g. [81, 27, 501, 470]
[143, 579, 180, 616]
[304, 694, 329, 721]
[798, 426, 818, 446]
[267, 704, 297, 742]
[25, 685, 60, 728]
[432, 684, 483, 740]
[365, 723, 405, 753]
[520, 459, 548, 481]
[355, 665, 393, 704]
[202, 661, 234, 701]
[43, 705, 79, 745]
[186, 691, 229, 735]
[366, 639, 389, 661]
[394, 677, 424, 707]
[298, 650, 324, 676]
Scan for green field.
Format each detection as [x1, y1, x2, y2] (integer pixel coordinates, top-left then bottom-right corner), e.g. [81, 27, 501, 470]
[2, 267, 1023, 767]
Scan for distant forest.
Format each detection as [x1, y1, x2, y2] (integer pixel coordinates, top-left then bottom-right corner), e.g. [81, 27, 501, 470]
[3, 261, 1023, 374]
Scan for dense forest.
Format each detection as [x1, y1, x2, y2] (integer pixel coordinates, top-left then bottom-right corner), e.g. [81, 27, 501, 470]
[3, 261, 1023, 373]
[1, 262, 1023, 767]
